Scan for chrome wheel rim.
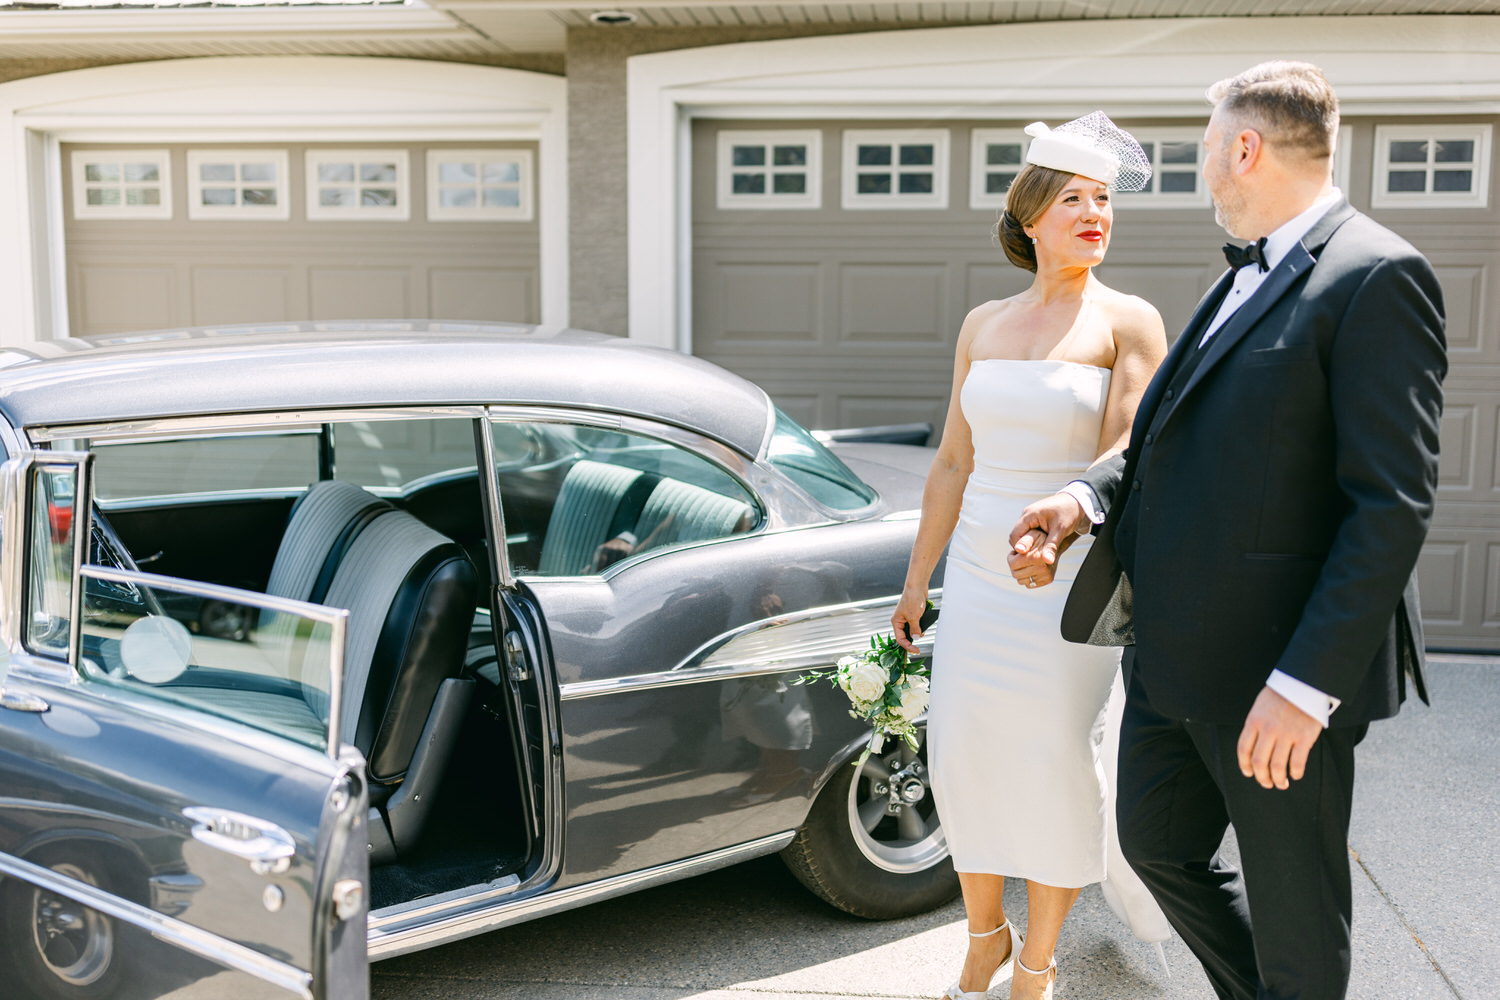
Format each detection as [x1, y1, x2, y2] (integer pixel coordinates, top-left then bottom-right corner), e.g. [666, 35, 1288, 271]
[31, 863, 113, 987]
[846, 729, 948, 874]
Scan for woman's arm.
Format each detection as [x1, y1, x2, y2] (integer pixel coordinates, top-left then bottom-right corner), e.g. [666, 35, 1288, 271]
[891, 304, 991, 652]
[1094, 293, 1168, 463]
[1008, 294, 1167, 585]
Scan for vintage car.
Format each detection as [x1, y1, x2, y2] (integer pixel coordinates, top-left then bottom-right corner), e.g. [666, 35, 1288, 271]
[0, 323, 953, 1000]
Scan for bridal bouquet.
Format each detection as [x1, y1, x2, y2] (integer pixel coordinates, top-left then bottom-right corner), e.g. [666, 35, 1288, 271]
[797, 603, 937, 764]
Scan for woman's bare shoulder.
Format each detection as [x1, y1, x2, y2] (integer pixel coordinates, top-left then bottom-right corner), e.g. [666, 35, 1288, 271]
[1091, 285, 1166, 349]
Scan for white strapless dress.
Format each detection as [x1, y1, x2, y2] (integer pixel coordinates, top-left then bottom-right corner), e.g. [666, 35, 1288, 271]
[928, 359, 1170, 943]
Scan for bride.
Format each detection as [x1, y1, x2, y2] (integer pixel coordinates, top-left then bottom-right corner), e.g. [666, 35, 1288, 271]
[891, 113, 1170, 1000]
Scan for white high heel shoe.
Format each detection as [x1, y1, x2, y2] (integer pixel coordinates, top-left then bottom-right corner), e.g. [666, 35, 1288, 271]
[939, 920, 1022, 1000]
[1012, 953, 1056, 1000]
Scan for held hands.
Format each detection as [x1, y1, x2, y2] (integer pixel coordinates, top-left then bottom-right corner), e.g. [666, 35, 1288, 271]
[1007, 493, 1088, 588]
[1237, 686, 1323, 790]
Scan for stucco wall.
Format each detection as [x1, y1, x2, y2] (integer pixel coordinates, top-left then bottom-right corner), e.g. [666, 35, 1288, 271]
[563, 22, 960, 338]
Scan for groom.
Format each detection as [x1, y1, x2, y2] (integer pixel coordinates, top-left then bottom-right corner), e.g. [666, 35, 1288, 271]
[1008, 62, 1446, 1000]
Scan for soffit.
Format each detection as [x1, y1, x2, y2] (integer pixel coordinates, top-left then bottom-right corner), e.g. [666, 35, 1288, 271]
[0, 1, 1491, 59]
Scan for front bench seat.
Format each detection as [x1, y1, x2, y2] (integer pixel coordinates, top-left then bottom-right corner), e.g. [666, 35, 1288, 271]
[265, 479, 392, 607]
[312, 510, 479, 861]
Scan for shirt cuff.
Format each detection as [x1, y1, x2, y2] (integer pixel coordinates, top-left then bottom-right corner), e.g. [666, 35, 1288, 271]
[1060, 481, 1106, 532]
[1266, 669, 1341, 729]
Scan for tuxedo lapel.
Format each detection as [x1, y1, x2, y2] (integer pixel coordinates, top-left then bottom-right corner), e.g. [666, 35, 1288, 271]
[1127, 270, 1233, 444]
[1177, 198, 1358, 404]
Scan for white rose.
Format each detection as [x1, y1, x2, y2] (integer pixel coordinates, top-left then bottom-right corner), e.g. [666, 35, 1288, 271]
[893, 675, 930, 721]
[845, 660, 889, 705]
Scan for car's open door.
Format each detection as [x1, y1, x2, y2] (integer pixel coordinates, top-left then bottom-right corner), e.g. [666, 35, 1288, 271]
[0, 451, 370, 1000]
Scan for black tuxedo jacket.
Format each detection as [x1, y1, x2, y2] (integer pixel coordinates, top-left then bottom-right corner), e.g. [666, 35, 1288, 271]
[1061, 199, 1447, 726]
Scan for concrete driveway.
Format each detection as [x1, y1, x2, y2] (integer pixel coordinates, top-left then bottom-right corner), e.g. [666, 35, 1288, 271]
[372, 657, 1496, 1000]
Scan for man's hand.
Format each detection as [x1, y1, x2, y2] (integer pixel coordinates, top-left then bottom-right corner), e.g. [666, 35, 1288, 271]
[1237, 685, 1323, 790]
[1007, 493, 1087, 588]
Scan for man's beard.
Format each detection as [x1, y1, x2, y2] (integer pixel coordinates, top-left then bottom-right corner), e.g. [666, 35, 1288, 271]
[1211, 189, 1246, 238]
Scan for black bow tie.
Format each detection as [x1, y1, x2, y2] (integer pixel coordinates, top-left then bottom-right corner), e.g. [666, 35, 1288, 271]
[1223, 237, 1269, 273]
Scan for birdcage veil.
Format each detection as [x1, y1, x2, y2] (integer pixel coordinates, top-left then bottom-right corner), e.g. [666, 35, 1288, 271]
[1024, 111, 1152, 193]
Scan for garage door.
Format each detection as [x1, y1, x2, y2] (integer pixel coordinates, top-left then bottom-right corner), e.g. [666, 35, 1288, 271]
[691, 114, 1500, 651]
[63, 140, 541, 334]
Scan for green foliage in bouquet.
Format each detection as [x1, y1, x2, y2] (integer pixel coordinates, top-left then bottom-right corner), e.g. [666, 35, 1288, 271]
[795, 600, 935, 764]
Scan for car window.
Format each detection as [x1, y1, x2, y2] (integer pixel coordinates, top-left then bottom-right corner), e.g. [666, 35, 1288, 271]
[82, 431, 320, 501]
[78, 571, 343, 751]
[764, 408, 876, 511]
[333, 418, 478, 490]
[491, 420, 761, 577]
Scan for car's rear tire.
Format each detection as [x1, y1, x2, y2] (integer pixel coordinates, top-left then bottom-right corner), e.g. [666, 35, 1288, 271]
[0, 851, 136, 1000]
[782, 726, 959, 919]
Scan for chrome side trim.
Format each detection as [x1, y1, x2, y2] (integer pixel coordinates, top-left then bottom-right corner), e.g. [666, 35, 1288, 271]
[559, 590, 941, 701]
[367, 831, 794, 961]
[0, 849, 313, 1000]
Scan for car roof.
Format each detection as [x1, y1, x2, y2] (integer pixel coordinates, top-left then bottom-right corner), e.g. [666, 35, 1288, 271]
[0, 322, 774, 457]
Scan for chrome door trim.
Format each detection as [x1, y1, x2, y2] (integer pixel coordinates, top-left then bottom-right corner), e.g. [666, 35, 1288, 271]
[367, 831, 794, 961]
[558, 590, 941, 701]
[477, 409, 514, 591]
[0, 849, 314, 999]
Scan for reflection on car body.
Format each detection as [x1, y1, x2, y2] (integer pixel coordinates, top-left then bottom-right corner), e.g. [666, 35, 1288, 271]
[0, 323, 949, 1000]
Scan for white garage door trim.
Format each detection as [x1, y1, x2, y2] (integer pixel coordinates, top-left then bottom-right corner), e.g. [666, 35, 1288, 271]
[0, 56, 569, 345]
[627, 14, 1500, 353]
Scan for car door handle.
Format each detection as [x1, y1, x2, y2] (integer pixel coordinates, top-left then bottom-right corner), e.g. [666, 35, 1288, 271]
[183, 806, 296, 875]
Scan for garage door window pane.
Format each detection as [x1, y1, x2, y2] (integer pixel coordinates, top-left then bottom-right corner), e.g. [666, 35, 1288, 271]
[427, 149, 534, 221]
[1389, 140, 1428, 163]
[72, 150, 173, 220]
[733, 145, 767, 167]
[489, 420, 761, 578]
[483, 162, 520, 183]
[716, 130, 821, 210]
[1374, 125, 1490, 207]
[187, 150, 290, 220]
[773, 145, 806, 167]
[307, 150, 410, 221]
[1434, 170, 1473, 192]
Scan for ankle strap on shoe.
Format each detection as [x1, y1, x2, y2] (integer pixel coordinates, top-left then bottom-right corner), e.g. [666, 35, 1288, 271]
[967, 919, 1011, 939]
[1016, 954, 1056, 976]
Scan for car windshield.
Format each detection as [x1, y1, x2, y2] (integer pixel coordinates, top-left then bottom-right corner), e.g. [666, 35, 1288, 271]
[764, 408, 876, 511]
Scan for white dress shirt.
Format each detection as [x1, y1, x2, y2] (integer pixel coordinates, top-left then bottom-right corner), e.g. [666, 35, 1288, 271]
[1064, 189, 1345, 727]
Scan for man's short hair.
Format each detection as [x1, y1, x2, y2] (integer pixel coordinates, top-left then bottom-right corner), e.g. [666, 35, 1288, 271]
[1207, 61, 1339, 160]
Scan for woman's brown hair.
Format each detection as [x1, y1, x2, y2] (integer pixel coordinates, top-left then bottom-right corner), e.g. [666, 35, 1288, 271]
[997, 163, 1075, 273]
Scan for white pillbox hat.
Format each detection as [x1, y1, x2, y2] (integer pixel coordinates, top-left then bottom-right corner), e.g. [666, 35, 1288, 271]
[1022, 112, 1152, 192]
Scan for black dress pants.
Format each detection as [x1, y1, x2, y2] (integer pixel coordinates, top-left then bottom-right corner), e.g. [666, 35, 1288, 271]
[1115, 663, 1366, 1000]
